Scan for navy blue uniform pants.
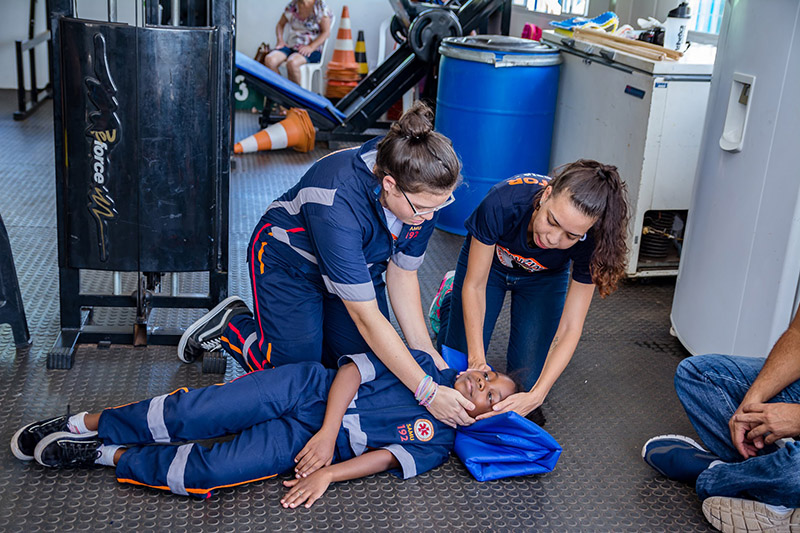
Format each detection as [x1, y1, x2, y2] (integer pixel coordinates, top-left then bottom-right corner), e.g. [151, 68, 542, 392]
[221, 215, 389, 372]
[100, 363, 346, 497]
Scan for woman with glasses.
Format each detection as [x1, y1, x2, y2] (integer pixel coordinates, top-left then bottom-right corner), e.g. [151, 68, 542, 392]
[179, 102, 476, 428]
[433, 160, 630, 424]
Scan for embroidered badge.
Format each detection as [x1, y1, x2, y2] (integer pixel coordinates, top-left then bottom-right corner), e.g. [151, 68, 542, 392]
[413, 418, 434, 442]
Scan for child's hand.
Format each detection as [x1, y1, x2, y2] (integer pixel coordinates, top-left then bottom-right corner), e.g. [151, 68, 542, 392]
[281, 471, 332, 509]
[294, 430, 336, 478]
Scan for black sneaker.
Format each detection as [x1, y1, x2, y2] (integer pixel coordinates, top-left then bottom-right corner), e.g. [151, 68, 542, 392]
[177, 296, 252, 363]
[34, 431, 102, 468]
[10, 412, 77, 461]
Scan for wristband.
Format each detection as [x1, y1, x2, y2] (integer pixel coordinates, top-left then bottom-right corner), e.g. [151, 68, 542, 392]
[414, 375, 438, 406]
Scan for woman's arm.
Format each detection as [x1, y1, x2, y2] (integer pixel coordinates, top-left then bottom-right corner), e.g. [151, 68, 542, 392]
[479, 279, 594, 418]
[281, 449, 399, 508]
[298, 15, 332, 55]
[275, 14, 288, 48]
[461, 237, 495, 370]
[343, 298, 475, 427]
[385, 260, 442, 366]
[293, 362, 361, 478]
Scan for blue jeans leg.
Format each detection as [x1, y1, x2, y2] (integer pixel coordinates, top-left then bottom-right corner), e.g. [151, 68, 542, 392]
[440, 239, 569, 389]
[440, 239, 506, 357]
[696, 441, 800, 506]
[676, 354, 800, 506]
[506, 269, 568, 390]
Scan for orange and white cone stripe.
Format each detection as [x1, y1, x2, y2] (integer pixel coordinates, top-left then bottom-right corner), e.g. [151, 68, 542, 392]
[327, 6, 358, 70]
[234, 108, 315, 154]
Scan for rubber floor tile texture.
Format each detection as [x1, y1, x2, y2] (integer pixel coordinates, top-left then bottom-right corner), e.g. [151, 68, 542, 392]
[0, 91, 714, 531]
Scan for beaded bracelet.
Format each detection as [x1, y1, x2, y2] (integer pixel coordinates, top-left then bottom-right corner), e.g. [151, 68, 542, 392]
[420, 383, 438, 407]
[415, 375, 438, 407]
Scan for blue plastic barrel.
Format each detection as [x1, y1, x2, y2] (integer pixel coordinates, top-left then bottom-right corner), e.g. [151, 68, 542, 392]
[435, 36, 561, 235]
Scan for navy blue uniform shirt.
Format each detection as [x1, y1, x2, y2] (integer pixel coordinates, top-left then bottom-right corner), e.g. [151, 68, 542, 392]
[336, 350, 458, 479]
[259, 138, 438, 302]
[465, 175, 596, 284]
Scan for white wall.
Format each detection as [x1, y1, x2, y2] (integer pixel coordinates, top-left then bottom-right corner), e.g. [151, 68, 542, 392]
[1, 0, 688, 90]
[0, 0, 394, 90]
[0, 0, 48, 91]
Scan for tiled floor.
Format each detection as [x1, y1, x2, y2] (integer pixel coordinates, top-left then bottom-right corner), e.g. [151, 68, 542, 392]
[0, 91, 712, 531]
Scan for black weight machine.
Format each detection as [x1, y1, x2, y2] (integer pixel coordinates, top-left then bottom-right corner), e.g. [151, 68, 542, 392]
[48, 0, 234, 372]
[241, 0, 511, 142]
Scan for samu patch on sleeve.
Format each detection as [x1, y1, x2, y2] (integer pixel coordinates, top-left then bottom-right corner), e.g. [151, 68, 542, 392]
[397, 418, 435, 442]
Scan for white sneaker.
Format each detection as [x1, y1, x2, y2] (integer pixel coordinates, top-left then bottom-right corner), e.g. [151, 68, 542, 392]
[703, 496, 800, 533]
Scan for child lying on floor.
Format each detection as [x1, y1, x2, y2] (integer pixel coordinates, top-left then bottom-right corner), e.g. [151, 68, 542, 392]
[11, 349, 517, 508]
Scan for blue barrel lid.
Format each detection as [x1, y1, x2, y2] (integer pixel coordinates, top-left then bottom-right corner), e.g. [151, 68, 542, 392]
[440, 35, 561, 66]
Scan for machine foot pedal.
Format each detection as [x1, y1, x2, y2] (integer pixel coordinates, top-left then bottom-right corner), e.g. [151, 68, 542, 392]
[202, 351, 227, 374]
[47, 347, 75, 369]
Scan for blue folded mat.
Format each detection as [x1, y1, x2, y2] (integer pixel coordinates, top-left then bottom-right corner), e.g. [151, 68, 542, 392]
[442, 345, 563, 481]
[455, 412, 562, 481]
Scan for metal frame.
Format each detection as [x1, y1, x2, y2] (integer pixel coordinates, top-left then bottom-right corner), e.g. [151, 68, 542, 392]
[48, 0, 234, 369]
[14, 0, 53, 121]
[244, 0, 511, 143]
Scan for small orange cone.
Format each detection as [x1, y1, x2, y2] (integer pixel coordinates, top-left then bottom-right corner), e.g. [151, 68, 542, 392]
[355, 30, 368, 78]
[234, 108, 315, 154]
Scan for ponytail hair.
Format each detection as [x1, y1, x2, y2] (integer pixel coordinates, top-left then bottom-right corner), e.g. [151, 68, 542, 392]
[549, 159, 630, 297]
[375, 101, 462, 193]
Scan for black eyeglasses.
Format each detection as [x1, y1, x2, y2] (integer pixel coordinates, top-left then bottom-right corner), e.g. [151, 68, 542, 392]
[398, 187, 456, 217]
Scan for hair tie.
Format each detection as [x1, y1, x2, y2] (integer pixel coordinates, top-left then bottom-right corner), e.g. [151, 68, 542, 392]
[598, 167, 619, 190]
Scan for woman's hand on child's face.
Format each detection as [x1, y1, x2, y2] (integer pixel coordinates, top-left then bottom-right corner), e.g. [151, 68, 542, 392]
[428, 386, 475, 427]
[475, 390, 540, 420]
[281, 471, 332, 509]
[467, 362, 491, 373]
[294, 430, 336, 478]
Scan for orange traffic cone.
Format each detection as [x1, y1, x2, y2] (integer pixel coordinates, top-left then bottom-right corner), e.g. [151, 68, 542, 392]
[326, 6, 361, 99]
[327, 6, 358, 70]
[234, 108, 315, 154]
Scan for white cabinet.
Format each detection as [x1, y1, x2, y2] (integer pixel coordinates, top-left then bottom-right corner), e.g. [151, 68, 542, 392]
[543, 31, 715, 277]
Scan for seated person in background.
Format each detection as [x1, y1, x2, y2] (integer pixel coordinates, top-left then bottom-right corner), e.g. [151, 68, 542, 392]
[11, 350, 516, 508]
[642, 307, 800, 532]
[262, 0, 332, 85]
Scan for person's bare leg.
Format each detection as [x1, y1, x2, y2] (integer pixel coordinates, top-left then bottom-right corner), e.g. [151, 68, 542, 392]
[84, 412, 101, 431]
[286, 53, 308, 85]
[264, 50, 288, 73]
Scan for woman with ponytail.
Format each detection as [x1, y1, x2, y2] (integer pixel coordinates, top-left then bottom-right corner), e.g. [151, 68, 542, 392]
[179, 102, 478, 428]
[434, 160, 630, 421]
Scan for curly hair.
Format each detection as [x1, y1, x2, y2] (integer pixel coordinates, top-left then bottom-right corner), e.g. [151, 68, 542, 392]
[543, 160, 630, 298]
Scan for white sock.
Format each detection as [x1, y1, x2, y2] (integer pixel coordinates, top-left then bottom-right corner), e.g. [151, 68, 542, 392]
[765, 504, 793, 515]
[95, 445, 122, 467]
[66, 412, 90, 434]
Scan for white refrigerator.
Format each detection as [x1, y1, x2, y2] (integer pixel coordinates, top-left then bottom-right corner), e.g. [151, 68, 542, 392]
[670, 0, 800, 357]
[543, 30, 716, 277]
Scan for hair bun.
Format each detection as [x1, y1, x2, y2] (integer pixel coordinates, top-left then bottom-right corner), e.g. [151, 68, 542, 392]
[393, 101, 435, 143]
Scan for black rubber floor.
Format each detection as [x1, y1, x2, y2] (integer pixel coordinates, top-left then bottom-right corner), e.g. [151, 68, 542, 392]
[0, 90, 714, 531]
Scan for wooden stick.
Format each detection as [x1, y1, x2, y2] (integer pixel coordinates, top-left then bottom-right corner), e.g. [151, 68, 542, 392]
[576, 28, 683, 59]
[575, 27, 683, 60]
[575, 31, 668, 61]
